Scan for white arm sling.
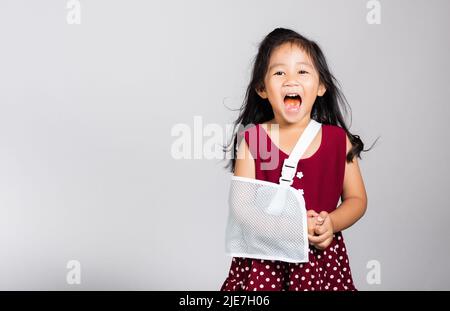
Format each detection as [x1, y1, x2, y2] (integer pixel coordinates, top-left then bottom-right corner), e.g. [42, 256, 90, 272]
[225, 119, 322, 263]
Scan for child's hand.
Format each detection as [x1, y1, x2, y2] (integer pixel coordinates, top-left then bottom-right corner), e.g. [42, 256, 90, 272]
[308, 211, 334, 250]
[306, 210, 319, 236]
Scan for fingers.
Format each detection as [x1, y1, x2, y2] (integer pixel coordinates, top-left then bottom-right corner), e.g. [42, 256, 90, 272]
[308, 234, 325, 244]
[314, 224, 327, 235]
[308, 230, 332, 244]
[309, 236, 333, 250]
[307, 210, 318, 236]
[307, 217, 316, 235]
[316, 211, 328, 226]
[317, 237, 334, 250]
[319, 211, 328, 219]
[307, 210, 318, 218]
[308, 210, 334, 248]
[308, 235, 318, 246]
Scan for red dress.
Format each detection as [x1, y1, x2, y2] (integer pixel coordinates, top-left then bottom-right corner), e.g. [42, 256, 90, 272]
[220, 123, 356, 291]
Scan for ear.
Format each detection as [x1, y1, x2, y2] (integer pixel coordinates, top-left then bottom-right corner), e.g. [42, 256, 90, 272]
[317, 83, 326, 97]
[255, 86, 268, 99]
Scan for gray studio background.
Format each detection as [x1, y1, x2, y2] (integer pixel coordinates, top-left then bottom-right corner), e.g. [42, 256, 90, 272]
[0, 0, 449, 290]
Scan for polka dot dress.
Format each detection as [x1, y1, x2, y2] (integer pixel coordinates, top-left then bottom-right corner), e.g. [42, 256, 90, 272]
[220, 232, 356, 291]
[221, 123, 357, 291]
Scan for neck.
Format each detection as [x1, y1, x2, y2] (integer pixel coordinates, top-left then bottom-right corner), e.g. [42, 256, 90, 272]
[270, 115, 311, 132]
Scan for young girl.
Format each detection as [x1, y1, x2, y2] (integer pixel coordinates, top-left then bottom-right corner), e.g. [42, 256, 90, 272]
[221, 28, 369, 291]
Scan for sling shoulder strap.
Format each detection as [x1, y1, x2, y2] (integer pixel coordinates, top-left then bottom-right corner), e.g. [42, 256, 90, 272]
[279, 119, 322, 186]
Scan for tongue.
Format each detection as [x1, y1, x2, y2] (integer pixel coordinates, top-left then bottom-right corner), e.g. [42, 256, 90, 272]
[284, 97, 301, 106]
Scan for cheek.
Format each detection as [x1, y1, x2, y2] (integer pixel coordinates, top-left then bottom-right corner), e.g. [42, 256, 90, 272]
[266, 81, 281, 101]
[303, 79, 320, 97]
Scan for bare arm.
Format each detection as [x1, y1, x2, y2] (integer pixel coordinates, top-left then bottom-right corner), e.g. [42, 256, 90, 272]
[234, 136, 255, 178]
[329, 133, 368, 233]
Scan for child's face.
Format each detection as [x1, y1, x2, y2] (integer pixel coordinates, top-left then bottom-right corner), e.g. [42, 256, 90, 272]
[256, 42, 326, 127]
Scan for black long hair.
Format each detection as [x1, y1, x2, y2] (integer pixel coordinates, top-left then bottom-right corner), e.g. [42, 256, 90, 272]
[223, 28, 376, 172]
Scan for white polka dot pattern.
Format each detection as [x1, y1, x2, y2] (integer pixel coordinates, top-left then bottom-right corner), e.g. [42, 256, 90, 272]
[221, 232, 356, 291]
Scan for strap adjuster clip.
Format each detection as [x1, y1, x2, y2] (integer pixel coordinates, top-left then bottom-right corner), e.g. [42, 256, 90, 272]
[279, 162, 296, 186]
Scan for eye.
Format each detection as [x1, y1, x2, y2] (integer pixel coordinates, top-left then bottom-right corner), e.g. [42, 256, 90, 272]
[299, 70, 309, 75]
[273, 71, 285, 76]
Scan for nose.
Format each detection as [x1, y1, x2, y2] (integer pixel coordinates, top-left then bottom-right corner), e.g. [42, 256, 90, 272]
[283, 80, 299, 87]
[282, 74, 300, 87]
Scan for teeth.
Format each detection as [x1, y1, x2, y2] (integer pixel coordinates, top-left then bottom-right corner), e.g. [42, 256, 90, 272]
[284, 93, 301, 107]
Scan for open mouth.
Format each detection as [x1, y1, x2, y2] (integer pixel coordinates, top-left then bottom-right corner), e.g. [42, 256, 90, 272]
[283, 93, 302, 112]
